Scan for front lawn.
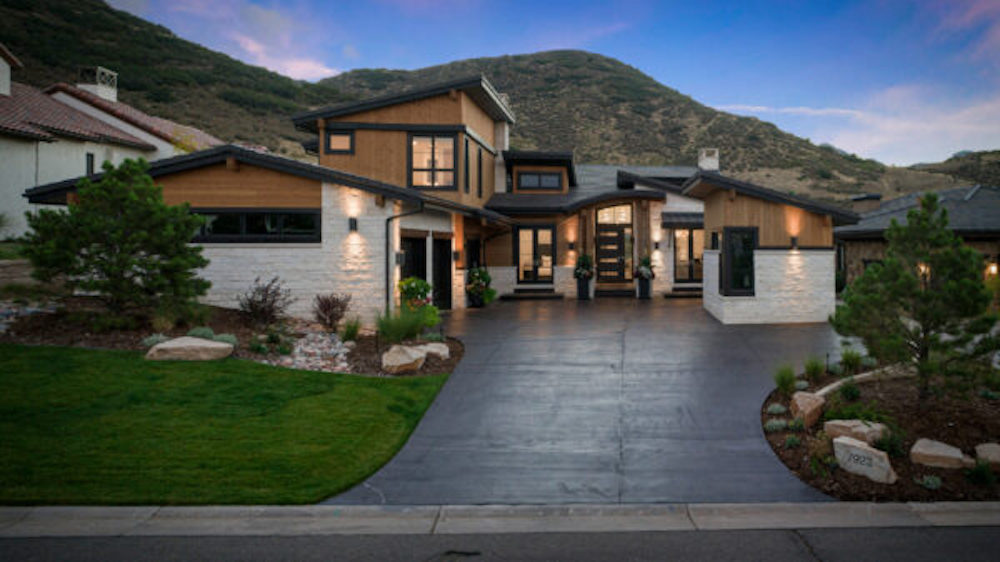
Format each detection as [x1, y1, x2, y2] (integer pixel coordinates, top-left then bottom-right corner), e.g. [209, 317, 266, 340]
[0, 344, 447, 505]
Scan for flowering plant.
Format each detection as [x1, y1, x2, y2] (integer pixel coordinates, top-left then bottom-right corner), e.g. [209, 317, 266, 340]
[574, 254, 595, 280]
[634, 256, 655, 280]
[466, 267, 497, 304]
[398, 276, 432, 310]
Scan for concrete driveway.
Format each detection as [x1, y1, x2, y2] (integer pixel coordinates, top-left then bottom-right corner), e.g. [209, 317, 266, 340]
[326, 299, 843, 505]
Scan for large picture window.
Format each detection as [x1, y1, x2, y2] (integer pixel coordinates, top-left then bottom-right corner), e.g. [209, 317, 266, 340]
[410, 134, 456, 189]
[193, 210, 321, 243]
[721, 227, 756, 296]
[518, 172, 562, 190]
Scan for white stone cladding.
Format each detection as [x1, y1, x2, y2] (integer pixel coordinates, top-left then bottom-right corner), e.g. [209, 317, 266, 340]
[397, 209, 463, 310]
[487, 266, 516, 296]
[703, 249, 836, 324]
[554, 265, 574, 297]
[649, 200, 671, 295]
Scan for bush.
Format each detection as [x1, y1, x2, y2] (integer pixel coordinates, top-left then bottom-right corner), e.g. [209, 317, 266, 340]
[915, 475, 942, 490]
[249, 340, 268, 355]
[765, 403, 788, 415]
[23, 159, 209, 323]
[784, 435, 801, 449]
[150, 313, 175, 333]
[141, 333, 169, 348]
[398, 277, 432, 310]
[276, 342, 293, 355]
[804, 356, 825, 381]
[965, 461, 997, 487]
[841, 349, 863, 374]
[340, 317, 360, 342]
[238, 276, 294, 327]
[795, 380, 809, 390]
[774, 364, 796, 397]
[764, 419, 788, 433]
[839, 377, 861, 402]
[377, 308, 426, 343]
[313, 293, 351, 331]
[823, 400, 891, 424]
[873, 431, 906, 458]
[187, 326, 215, 340]
[466, 267, 497, 304]
[828, 363, 844, 377]
[861, 356, 878, 370]
[423, 332, 445, 342]
[213, 333, 238, 347]
[788, 418, 805, 432]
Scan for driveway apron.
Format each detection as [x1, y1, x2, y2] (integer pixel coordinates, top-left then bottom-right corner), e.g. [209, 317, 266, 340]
[326, 299, 840, 504]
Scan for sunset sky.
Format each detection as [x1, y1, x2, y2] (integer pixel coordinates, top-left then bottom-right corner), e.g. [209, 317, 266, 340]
[109, 0, 1000, 166]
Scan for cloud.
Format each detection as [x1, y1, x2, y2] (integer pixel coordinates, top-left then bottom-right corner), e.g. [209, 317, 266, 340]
[716, 104, 864, 118]
[931, 0, 1000, 64]
[529, 21, 631, 51]
[231, 33, 339, 81]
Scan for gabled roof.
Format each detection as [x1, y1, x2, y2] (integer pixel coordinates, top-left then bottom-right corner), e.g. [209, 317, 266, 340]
[292, 74, 516, 133]
[45, 83, 223, 150]
[0, 42, 23, 69]
[23, 144, 508, 224]
[835, 185, 1000, 239]
[0, 82, 155, 150]
[503, 150, 577, 186]
[682, 170, 859, 226]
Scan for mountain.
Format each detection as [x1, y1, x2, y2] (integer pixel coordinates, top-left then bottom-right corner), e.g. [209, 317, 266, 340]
[1, 0, 968, 201]
[913, 150, 1000, 187]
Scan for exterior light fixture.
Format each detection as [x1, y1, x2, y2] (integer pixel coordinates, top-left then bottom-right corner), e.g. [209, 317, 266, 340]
[989, 262, 998, 276]
[654, 241, 660, 250]
[349, 217, 358, 232]
[394, 252, 405, 266]
[452, 250, 461, 261]
[568, 241, 576, 250]
[790, 236, 798, 249]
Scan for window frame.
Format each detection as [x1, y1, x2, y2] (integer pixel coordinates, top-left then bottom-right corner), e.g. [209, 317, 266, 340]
[517, 171, 563, 191]
[721, 226, 757, 297]
[325, 130, 355, 155]
[407, 133, 457, 190]
[477, 147, 483, 198]
[192, 208, 322, 244]
[463, 137, 470, 194]
[86, 152, 95, 175]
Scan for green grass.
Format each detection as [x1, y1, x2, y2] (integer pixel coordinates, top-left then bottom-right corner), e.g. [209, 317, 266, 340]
[0, 344, 448, 505]
[0, 242, 24, 260]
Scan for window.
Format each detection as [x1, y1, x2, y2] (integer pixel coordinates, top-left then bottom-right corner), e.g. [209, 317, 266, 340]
[326, 131, 354, 154]
[518, 172, 562, 190]
[463, 138, 470, 194]
[477, 148, 483, 198]
[409, 134, 456, 189]
[721, 227, 756, 296]
[86, 153, 95, 175]
[193, 210, 321, 243]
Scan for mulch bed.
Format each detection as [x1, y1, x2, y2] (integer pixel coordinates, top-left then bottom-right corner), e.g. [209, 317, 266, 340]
[347, 335, 464, 377]
[762, 376, 1000, 501]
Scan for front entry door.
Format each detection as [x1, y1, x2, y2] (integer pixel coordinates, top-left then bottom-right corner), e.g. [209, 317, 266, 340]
[517, 226, 554, 283]
[596, 225, 627, 282]
[432, 238, 452, 309]
[674, 228, 705, 282]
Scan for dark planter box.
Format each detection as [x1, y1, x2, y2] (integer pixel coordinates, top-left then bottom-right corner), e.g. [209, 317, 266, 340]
[468, 292, 485, 308]
[637, 278, 651, 299]
[576, 277, 591, 300]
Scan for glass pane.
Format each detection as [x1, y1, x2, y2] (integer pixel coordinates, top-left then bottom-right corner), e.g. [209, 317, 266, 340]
[282, 213, 318, 236]
[412, 136, 433, 169]
[728, 230, 755, 291]
[675, 229, 690, 281]
[692, 229, 705, 280]
[539, 173, 561, 189]
[203, 213, 241, 236]
[597, 204, 631, 225]
[434, 136, 454, 168]
[623, 227, 633, 280]
[328, 133, 351, 151]
[412, 170, 433, 187]
[537, 229, 553, 280]
[518, 229, 534, 282]
[520, 173, 539, 189]
[245, 213, 278, 235]
[434, 171, 454, 187]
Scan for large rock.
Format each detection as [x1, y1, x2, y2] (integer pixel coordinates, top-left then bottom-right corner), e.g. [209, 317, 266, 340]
[833, 436, 898, 484]
[790, 391, 826, 428]
[975, 443, 1000, 470]
[824, 419, 888, 445]
[145, 336, 233, 361]
[415, 342, 450, 360]
[381, 345, 426, 374]
[910, 438, 975, 469]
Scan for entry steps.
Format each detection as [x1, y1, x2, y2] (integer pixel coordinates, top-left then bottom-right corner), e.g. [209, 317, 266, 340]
[664, 284, 703, 299]
[500, 287, 565, 300]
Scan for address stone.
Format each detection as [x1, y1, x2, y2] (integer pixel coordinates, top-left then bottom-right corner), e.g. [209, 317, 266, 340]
[833, 436, 898, 484]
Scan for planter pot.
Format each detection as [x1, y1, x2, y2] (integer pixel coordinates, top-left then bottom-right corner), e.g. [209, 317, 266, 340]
[637, 278, 651, 299]
[467, 292, 485, 308]
[576, 277, 591, 300]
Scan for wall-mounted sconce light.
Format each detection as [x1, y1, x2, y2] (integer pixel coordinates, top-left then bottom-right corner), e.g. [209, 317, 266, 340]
[348, 217, 358, 232]
[452, 250, 461, 261]
[394, 252, 405, 266]
[654, 241, 660, 250]
[790, 236, 798, 249]
[568, 241, 576, 250]
[989, 262, 999, 276]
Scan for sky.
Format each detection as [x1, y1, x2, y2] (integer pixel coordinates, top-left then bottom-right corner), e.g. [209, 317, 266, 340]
[107, 0, 1000, 166]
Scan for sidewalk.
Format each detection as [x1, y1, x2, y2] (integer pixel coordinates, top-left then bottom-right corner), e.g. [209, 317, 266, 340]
[2, 502, 999, 537]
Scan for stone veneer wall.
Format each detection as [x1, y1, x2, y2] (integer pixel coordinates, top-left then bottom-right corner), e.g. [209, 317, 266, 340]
[554, 265, 574, 296]
[703, 249, 835, 324]
[487, 266, 516, 297]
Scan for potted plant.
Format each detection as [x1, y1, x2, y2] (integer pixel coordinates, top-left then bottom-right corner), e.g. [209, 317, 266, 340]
[574, 254, 594, 300]
[466, 266, 496, 308]
[634, 256, 654, 299]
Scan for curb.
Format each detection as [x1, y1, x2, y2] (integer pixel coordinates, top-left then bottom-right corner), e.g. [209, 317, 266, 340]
[1, 502, 999, 537]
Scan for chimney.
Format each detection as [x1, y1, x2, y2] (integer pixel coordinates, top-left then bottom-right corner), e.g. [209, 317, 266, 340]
[77, 66, 118, 102]
[698, 148, 719, 172]
[850, 193, 882, 213]
[0, 42, 24, 97]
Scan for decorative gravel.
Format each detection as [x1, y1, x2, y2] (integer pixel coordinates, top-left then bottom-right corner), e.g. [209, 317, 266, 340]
[261, 331, 354, 373]
[0, 300, 59, 334]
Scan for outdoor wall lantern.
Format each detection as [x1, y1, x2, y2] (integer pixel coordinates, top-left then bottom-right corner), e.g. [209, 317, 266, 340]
[790, 236, 798, 249]
[452, 250, 461, 261]
[348, 217, 358, 232]
[568, 241, 576, 250]
[654, 241, 660, 250]
[394, 252, 405, 266]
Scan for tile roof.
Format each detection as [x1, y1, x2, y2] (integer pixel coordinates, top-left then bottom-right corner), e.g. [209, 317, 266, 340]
[0, 82, 155, 150]
[835, 185, 1000, 238]
[45, 83, 223, 150]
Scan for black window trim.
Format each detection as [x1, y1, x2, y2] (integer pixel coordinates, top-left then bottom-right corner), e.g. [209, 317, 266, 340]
[325, 130, 355, 155]
[407, 132, 458, 191]
[721, 226, 757, 297]
[513, 223, 557, 284]
[86, 152, 95, 175]
[192, 208, 322, 244]
[517, 171, 563, 191]
[464, 137, 470, 194]
[477, 147, 483, 198]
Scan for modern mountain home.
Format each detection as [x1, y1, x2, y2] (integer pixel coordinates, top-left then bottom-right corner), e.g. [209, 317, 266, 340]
[26, 74, 859, 325]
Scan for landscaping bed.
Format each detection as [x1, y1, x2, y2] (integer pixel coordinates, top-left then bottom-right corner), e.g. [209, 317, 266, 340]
[762, 370, 1000, 501]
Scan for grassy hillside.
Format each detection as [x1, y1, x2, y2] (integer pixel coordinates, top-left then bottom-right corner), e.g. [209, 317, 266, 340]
[914, 150, 1000, 186]
[2, 0, 967, 200]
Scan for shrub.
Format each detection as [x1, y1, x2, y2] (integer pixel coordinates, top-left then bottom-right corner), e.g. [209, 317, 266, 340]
[377, 308, 426, 343]
[340, 317, 361, 342]
[839, 377, 861, 402]
[764, 419, 788, 433]
[841, 349, 863, 374]
[874, 431, 906, 458]
[313, 293, 351, 331]
[804, 356, 825, 381]
[915, 475, 942, 490]
[23, 159, 209, 323]
[980, 389, 1000, 401]
[423, 332, 445, 342]
[150, 313, 175, 333]
[828, 363, 844, 377]
[141, 333, 169, 348]
[398, 277, 432, 310]
[784, 435, 801, 449]
[788, 418, 805, 432]
[574, 254, 594, 279]
[795, 380, 809, 390]
[466, 267, 497, 304]
[249, 341, 268, 355]
[861, 356, 878, 370]
[276, 342, 293, 356]
[187, 326, 215, 340]
[213, 333, 238, 347]
[773, 364, 796, 396]
[238, 276, 294, 327]
[823, 400, 891, 424]
[765, 403, 788, 415]
[965, 461, 997, 487]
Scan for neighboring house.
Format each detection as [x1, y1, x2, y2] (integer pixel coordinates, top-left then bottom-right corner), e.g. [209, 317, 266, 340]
[26, 74, 859, 325]
[0, 44, 221, 237]
[835, 185, 1000, 284]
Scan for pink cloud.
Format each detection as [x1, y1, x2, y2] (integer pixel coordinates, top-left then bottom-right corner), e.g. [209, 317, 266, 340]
[932, 0, 1000, 63]
[231, 33, 338, 81]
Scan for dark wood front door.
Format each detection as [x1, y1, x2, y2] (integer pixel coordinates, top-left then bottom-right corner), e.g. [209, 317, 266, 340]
[432, 238, 452, 310]
[596, 225, 627, 282]
[401, 236, 427, 281]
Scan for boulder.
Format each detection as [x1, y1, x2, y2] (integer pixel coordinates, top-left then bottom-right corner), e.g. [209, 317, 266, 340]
[415, 342, 450, 360]
[790, 391, 826, 428]
[145, 336, 233, 361]
[823, 419, 888, 445]
[381, 345, 426, 374]
[833, 436, 898, 484]
[974, 443, 1000, 470]
[910, 438, 975, 469]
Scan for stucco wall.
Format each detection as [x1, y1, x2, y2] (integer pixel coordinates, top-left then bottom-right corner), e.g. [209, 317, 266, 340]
[50, 92, 180, 160]
[703, 249, 835, 324]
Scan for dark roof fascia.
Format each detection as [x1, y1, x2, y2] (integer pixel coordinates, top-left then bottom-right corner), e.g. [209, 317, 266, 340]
[835, 227, 1000, 241]
[617, 170, 685, 194]
[502, 150, 577, 186]
[421, 194, 511, 225]
[301, 138, 319, 155]
[292, 74, 515, 132]
[661, 211, 704, 229]
[851, 193, 882, 201]
[0, 124, 52, 142]
[0, 43, 23, 69]
[486, 189, 664, 215]
[682, 171, 859, 225]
